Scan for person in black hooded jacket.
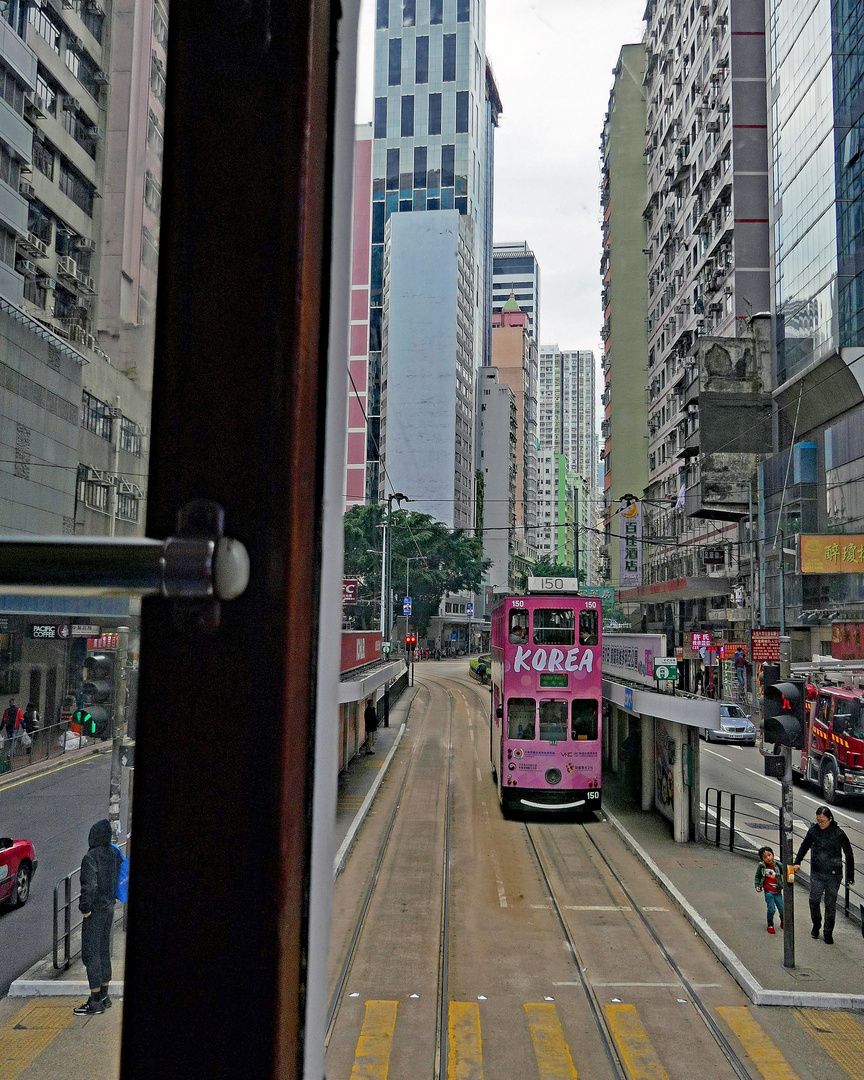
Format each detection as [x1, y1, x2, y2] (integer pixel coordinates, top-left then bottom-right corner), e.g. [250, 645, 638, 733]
[793, 805, 855, 944]
[73, 819, 123, 1016]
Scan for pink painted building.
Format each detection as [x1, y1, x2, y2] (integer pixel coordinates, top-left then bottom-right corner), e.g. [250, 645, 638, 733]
[344, 123, 372, 509]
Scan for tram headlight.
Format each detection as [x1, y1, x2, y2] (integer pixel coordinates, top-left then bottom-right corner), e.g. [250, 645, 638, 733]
[545, 768, 562, 786]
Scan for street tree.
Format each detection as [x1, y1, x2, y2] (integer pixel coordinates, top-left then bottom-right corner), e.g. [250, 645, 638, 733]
[343, 505, 490, 636]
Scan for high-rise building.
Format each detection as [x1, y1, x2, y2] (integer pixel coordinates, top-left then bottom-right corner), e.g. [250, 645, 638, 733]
[757, 0, 864, 657]
[538, 346, 596, 489]
[600, 45, 649, 590]
[1, 1, 164, 724]
[492, 241, 540, 344]
[477, 365, 516, 590]
[379, 210, 475, 530]
[634, 0, 772, 644]
[491, 292, 537, 546]
[345, 124, 373, 510]
[366, 0, 491, 504]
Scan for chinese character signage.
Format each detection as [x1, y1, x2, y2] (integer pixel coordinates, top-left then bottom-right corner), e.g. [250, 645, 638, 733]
[690, 632, 712, 651]
[800, 535, 864, 573]
[602, 633, 667, 687]
[832, 622, 864, 660]
[751, 628, 780, 662]
[619, 498, 642, 587]
[342, 579, 360, 605]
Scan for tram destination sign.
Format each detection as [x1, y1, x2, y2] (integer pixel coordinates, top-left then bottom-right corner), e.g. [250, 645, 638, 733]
[527, 576, 581, 593]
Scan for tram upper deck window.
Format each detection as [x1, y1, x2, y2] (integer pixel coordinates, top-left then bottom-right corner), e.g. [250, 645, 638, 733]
[571, 699, 598, 740]
[539, 699, 568, 743]
[578, 610, 598, 646]
[532, 608, 574, 646]
[508, 697, 535, 740]
[509, 610, 529, 644]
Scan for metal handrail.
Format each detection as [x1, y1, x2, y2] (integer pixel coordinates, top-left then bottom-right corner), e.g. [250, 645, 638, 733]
[703, 786, 863, 920]
[0, 718, 105, 779]
[53, 841, 127, 971]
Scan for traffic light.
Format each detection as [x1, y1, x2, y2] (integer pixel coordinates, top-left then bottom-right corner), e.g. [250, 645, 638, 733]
[763, 679, 806, 748]
[82, 651, 114, 739]
[405, 634, 417, 650]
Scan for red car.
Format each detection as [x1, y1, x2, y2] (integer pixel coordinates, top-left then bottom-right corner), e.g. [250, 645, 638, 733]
[0, 837, 37, 907]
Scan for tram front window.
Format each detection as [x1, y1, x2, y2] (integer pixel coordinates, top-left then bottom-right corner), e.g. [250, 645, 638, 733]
[508, 697, 535, 740]
[532, 608, 575, 646]
[579, 610, 598, 646]
[539, 699, 568, 743]
[571, 699, 598, 740]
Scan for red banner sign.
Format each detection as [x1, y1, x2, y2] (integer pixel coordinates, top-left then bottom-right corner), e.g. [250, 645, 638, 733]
[342, 579, 360, 605]
[751, 628, 780, 663]
[340, 631, 382, 673]
[832, 622, 864, 660]
[690, 632, 712, 651]
[87, 634, 118, 650]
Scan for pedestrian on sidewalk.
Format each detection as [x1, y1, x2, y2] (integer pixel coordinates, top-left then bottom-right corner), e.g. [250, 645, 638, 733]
[363, 698, 379, 756]
[733, 648, 747, 688]
[1, 699, 23, 763]
[792, 806, 855, 944]
[754, 846, 784, 934]
[73, 819, 123, 1016]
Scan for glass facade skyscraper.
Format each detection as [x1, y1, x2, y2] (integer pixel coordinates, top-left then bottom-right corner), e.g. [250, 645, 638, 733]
[367, 0, 491, 502]
[769, 0, 864, 387]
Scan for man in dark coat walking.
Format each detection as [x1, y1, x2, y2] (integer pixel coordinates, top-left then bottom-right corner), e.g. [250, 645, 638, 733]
[363, 698, 379, 755]
[73, 819, 123, 1015]
[793, 806, 855, 944]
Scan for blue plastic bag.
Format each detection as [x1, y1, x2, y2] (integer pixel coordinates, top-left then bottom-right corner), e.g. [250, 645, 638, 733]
[111, 844, 130, 903]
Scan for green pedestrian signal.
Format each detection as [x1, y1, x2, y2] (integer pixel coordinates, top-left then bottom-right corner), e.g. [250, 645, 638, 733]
[72, 709, 98, 737]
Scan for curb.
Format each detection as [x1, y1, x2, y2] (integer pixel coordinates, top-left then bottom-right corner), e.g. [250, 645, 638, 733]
[0, 743, 111, 793]
[604, 807, 864, 1011]
[333, 721, 407, 878]
[8, 980, 123, 999]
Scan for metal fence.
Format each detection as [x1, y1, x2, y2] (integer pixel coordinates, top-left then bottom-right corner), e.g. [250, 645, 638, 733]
[703, 786, 863, 922]
[0, 720, 106, 779]
[53, 841, 127, 971]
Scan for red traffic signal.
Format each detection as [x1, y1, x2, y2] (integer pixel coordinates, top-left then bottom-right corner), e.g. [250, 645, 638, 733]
[763, 679, 806, 748]
[405, 634, 417, 648]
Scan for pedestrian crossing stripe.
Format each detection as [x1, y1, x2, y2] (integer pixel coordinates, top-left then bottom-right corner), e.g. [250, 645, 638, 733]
[349, 1000, 398, 1080]
[524, 1003, 577, 1080]
[795, 1009, 864, 1080]
[605, 1003, 670, 1079]
[717, 1006, 801, 1079]
[340, 999, 858, 1080]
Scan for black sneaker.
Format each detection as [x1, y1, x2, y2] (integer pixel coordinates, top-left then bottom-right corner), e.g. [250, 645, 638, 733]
[73, 997, 105, 1016]
[99, 994, 112, 1009]
[824, 933, 834, 944]
[811, 926, 821, 939]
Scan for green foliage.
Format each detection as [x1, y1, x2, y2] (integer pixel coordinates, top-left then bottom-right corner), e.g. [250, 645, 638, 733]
[343, 505, 491, 636]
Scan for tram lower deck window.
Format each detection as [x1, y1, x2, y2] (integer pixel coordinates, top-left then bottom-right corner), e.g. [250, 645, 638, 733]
[539, 699, 568, 742]
[508, 697, 535, 740]
[572, 700, 598, 740]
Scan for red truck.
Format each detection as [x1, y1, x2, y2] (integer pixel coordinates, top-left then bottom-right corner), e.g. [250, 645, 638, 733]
[792, 684, 864, 803]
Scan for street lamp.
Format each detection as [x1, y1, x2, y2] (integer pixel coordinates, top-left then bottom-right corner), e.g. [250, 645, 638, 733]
[380, 492, 410, 645]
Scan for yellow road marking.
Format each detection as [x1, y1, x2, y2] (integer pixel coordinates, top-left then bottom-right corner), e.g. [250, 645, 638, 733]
[0, 750, 107, 791]
[448, 1001, 484, 1080]
[349, 1000, 398, 1080]
[795, 1009, 864, 1079]
[605, 1003, 669, 1080]
[525, 1002, 578, 1080]
[0, 999, 74, 1080]
[717, 1006, 801, 1079]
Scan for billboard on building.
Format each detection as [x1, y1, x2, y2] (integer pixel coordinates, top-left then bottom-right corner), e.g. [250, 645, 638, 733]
[800, 535, 864, 573]
[602, 633, 666, 687]
[832, 622, 864, 660]
[619, 498, 642, 587]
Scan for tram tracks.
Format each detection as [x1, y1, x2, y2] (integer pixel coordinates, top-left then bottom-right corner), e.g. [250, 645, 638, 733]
[526, 820, 755, 1079]
[325, 677, 459, 1080]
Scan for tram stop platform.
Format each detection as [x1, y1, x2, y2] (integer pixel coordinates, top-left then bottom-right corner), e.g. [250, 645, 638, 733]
[602, 767, 864, 1010]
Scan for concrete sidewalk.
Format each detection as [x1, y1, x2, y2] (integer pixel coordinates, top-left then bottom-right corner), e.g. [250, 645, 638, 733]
[602, 767, 864, 1009]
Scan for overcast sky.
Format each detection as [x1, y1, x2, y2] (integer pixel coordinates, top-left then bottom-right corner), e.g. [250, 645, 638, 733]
[355, 0, 647, 353]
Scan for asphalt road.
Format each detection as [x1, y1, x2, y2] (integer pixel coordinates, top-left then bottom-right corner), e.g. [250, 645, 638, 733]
[0, 749, 123, 995]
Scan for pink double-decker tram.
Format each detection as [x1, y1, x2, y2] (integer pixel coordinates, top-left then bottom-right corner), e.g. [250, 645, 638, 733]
[490, 591, 602, 814]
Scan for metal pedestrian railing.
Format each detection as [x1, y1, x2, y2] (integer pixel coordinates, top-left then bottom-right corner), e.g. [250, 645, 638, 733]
[53, 841, 127, 971]
[0, 719, 105, 779]
[703, 786, 863, 921]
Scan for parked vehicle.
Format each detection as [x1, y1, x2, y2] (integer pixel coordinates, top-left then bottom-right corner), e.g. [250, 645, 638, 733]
[0, 837, 37, 907]
[700, 703, 757, 745]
